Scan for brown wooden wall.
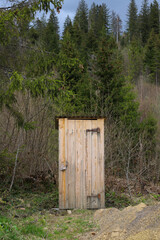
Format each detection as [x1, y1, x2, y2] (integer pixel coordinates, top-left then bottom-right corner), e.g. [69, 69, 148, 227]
[59, 118, 105, 209]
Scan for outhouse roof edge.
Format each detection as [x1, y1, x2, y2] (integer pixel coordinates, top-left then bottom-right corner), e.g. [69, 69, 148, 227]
[55, 116, 106, 129]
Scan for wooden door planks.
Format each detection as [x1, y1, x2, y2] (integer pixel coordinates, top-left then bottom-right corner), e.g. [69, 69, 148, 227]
[59, 118, 105, 209]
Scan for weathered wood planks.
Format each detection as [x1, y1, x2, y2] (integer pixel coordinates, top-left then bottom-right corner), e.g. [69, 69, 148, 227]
[59, 118, 105, 209]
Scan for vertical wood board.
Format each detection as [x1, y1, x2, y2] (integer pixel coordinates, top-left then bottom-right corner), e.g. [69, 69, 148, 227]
[59, 118, 105, 209]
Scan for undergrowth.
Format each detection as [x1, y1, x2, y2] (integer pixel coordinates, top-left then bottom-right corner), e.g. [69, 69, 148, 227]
[0, 180, 160, 240]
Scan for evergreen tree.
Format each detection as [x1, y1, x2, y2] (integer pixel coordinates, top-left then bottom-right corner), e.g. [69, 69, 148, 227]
[44, 10, 59, 53]
[94, 31, 139, 124]
[144, 30, 160, 85]
[87, 3, 110, 52]
[150, 0, 159, 34]
[128, 40, 144, 83]
[139, 0, 150, 45]
[29, 16, 47, 45]
[57, 31, 83, 91]
[63, 15, 73, 36]
[87, 3, 98, 51]
[74, 0, 88, 34]
[97, 3, 110, 35]
[88, 3, 97, 32]
[73, 0, 89, 65]
[127, 0, 138, 42]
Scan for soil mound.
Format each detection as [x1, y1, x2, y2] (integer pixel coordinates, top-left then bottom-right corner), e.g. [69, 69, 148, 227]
[93, 203, 160, 240]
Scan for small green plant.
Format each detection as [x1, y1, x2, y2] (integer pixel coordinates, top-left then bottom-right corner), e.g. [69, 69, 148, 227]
[105, 191, 132, 208]
[21, 222, 47, 238]
[151, 194, 160, 201]
[0, 216, 21, 240]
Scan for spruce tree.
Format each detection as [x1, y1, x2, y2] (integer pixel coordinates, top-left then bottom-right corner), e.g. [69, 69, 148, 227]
[144, 30, 160, 85]
[87, 3, 110, 52]
[44, 10, 59, 53]
[63, 15, 73, 36]
[74, 0, 88, 34]
[150, 0, 159, 34]
[73, 0, 89, 65]
[94, 31, 139, 124]
[127, 0, 138, 42]
[87, 2, 98, 51]
[57, 31, 83, 91]
[97, 3, 110, 35]
[139, 0, 150, 45]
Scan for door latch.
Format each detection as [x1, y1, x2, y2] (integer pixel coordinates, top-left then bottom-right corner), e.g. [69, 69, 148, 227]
[60, 161, 68, 171]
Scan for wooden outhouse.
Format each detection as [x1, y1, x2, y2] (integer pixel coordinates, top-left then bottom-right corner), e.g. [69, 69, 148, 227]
[56, 117, 105, 209]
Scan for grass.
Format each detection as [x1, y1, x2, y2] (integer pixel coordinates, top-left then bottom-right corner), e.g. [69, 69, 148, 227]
[0, 216, 22, 240]
[50, 212, 96, 239]
[0, 210, 96, 240]
[0, 185, 96, 240]
[1, 181, 160, 240]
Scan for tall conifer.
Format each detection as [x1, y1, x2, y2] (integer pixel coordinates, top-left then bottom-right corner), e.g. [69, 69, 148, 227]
[127, 0, 138, 41]
[44, 10, 59, 53]
[150, 0, 159, 34]
[139, 0, 150, 45]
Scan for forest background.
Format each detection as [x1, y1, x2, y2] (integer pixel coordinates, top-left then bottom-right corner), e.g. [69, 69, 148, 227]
[0, 0, 160, 195]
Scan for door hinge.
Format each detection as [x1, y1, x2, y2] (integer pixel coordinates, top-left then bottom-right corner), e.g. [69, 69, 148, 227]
[86, 128, 100, 133]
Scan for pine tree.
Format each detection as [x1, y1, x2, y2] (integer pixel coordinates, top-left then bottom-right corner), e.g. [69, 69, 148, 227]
[139, 0, 150, 45]
[127, 0, 138, 42]
[44, 10, 59, 53]
[150, 0, 159, 34]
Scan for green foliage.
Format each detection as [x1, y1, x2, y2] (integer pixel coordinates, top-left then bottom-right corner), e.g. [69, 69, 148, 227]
[0, 0, 63, 45]
[144, 30, 160, 83]
[95, 34, 139, 125]
[57, 31, 83, 90]
[149, 0, 159, 34]
[139, 115, 157, 157]
[0, 150, 15, 180]
[0, 71, 74, 128]
[21, 222, 48, 237]
[44, 10, 59, 53]
[139, 0, 150, 45]
[140, 115, 157, 139]
[72, 1, 89, 64]
[128, 40, 144, 82]
[87, 3, 110, 52]
[106, 191, 132, 208]
[127, 0, 138, 41]
[63, 15, 73, 36]
[0, 216, 21, 240]
[74, 0, 88, 34]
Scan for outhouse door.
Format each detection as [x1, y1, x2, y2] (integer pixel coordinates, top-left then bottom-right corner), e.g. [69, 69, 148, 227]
[58, 118, 105, 209]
